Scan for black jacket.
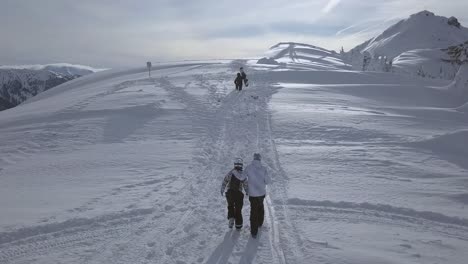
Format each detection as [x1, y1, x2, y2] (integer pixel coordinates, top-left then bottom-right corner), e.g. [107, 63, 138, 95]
[234, 76, 243, 85]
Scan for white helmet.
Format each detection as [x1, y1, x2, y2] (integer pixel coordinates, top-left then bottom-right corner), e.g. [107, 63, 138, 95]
[234, 158, 243, 169]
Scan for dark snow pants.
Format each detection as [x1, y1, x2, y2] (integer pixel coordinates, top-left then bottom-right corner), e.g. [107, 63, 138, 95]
[235, 83, 243, 91]
[226, 189, 244, 228]
[249, 195, 265, 235]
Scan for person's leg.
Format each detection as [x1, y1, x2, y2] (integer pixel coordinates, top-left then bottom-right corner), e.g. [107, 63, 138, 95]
[226, 190, 235, 220]
[234, 191, 244, 229]
[258, 195, 265, 227]
[249, 196, 259, 236]
[239, 82, 243, 91]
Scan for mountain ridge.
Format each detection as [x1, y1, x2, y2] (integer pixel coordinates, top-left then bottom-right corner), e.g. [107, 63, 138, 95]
[0, 64, 103, 111]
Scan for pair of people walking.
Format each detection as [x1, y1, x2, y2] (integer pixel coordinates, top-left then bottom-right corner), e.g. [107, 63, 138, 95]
[234, 67, 249, 91]
[220, 153, 271, 238]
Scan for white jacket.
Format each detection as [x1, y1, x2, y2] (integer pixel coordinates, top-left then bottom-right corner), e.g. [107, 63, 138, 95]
[244, 160, 271, 197]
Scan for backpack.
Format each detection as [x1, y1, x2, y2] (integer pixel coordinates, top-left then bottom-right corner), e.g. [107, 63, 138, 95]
[229, 173, 241, 190]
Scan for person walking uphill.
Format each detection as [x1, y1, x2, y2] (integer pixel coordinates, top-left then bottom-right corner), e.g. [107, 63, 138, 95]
[234, 73, 243, 91]
[244, 153, 271, 238]
[221, 158, 249, 229]
[240, 67, 249, 87]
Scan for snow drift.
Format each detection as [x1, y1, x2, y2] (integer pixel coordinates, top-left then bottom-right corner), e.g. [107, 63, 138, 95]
[447, 64, 468, 101]
[457, 102, 468, 113]
[264, 42, 350, 70]
[392, 48, 459, 79]
[392, 41, 468, 80]
[411, 130, 468, 161]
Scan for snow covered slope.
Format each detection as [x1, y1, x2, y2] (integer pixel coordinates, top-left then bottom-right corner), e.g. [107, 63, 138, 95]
[345, 11, 468, 76]
[392, 41, 468, 80]
[0, 58, 467, 263]
[348, 11, 468, 59]
[0, 64, 102, 110]
[260, 42, 351, 71]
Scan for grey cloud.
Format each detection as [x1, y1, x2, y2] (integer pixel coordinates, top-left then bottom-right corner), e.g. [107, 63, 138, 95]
[1, 0, 468, 67]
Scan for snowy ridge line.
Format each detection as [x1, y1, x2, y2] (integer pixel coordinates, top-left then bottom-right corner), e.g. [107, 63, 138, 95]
[0, 208, 154, 245]
[0, 63, 105, 72]
[287, 198, 468, 227]
[23, 62, 216, 105]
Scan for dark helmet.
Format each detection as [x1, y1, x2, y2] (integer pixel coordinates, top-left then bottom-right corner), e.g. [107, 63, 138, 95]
[237, 73, 241, 77]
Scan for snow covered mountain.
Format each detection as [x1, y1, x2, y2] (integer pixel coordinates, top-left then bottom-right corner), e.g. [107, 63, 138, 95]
[344, 11, 468, 77]
[349, 10, 468, 59]
[0, 64, 102, 110]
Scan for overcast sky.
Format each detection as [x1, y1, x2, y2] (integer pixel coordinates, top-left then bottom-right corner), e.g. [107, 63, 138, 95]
[1, 0, 467, 67]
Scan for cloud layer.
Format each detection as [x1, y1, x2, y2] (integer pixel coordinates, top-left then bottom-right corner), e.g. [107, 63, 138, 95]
[1, 0, 467, 67]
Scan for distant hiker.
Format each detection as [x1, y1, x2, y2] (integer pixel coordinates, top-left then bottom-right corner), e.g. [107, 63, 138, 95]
[234, 73, 243, 91]
[240, 67, 249, 87]
[244, 153, 271, 238]
[221, 158, 249, 229]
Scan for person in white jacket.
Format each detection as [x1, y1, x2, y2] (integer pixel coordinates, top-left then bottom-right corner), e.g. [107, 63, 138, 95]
[244, 153, 271, 238]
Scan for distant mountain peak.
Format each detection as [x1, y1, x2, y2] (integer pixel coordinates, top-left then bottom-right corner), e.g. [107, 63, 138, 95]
[410, 10, 435, 18]
[347, 10, 468, 59]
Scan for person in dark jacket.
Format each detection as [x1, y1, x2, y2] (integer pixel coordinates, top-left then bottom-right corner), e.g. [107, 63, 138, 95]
[234, 73, 243, 91]
[221, 158, 249, 229]
[240, 67, 249, 87]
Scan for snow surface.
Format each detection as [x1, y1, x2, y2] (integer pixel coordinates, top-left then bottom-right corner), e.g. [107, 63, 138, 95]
[0, 57, 467, 263]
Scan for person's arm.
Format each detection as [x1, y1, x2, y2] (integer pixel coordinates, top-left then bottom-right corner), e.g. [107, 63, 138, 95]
[242, 178, 249, 196]
[220, 171, 232, 196]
